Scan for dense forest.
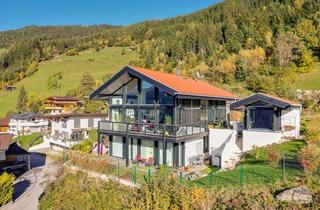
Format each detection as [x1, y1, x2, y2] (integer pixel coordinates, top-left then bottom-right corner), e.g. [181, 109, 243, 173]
[1, 0, 320, 98]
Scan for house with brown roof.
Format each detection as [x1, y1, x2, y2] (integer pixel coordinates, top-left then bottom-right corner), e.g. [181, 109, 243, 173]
[90, 65, 238, 167]
[44, 96, 82, 115]
[0, 117, 9, 133]
[0, 133, 12, 161]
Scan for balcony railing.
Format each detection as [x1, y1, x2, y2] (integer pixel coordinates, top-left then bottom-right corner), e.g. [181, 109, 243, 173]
[98, 121, 208, 138]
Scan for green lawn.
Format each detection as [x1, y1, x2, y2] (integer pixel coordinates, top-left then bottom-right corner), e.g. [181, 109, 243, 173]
[294, 63, 320, 90]
[193, 140, 306, 187]
[0, 47, 138, 117]
[12, 133, 43, 150]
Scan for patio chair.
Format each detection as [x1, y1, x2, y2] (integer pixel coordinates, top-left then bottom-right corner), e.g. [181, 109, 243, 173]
[132, 154, 142, 164]
[145, 157, 154, 166]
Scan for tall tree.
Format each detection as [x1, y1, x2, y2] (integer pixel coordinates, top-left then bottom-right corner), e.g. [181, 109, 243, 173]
[16, 86, 28, 114]
[78, 72, 96, 98]
[47, 71, 63, 92]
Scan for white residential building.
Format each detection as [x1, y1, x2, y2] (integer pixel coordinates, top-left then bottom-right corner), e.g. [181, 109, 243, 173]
[8, 113, 49, 136]
[44, 113, 108, 149]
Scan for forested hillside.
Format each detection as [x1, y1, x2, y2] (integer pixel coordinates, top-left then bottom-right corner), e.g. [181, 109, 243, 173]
[1, 0, 320, 99]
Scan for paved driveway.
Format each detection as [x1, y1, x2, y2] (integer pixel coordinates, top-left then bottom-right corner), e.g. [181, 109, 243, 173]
[2, 151, 54, 210]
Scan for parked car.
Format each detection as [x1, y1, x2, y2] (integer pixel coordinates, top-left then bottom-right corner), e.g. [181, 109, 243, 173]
[0, 161, 28, 173]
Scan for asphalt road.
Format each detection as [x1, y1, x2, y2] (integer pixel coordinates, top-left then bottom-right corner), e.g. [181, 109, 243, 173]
[2, 151, 53, 210]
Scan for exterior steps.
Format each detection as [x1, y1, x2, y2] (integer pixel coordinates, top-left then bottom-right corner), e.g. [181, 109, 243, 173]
[236, 139, 243, 152]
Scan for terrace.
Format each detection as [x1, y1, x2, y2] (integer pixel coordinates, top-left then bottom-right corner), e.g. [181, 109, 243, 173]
[98, 121, 208, 142]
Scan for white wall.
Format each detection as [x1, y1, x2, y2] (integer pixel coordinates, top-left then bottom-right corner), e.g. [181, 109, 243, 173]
[0, 150, 5, 161]
[209, 129, 240, 169]
[242, 130, 283, 152]
[209, 129, 235, 150]
[184, 138, 203, 166]
[281, 107, 300, 138]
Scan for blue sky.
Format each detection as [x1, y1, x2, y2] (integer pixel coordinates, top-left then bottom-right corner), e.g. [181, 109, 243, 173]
[0, 0, 221, 31]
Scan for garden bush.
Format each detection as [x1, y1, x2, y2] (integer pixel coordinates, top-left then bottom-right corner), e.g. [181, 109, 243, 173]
[66, 150, 115, 175]
[267, 147, 281, 167]
[0, 172, 14, 207]
[299, 144, 320, 174]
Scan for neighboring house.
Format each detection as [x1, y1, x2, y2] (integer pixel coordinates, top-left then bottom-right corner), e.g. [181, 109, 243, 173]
[0, 133, 11, 161]
[5, 85, 16, 92]
[44, 96, 82, 115]
[0, 133, 30, 169]
[0, 117, 9, 133]
[8, 113, 49, 136]
[90, 65, 237, 167]
[230, 93, 302, 151]
[44, 113, 107, 149]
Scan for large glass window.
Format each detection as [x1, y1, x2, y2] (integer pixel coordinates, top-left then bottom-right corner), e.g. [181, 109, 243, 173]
[159, 89, 173, 105]
[127, 79, 139, 104]
[140, 81, 155, 104]
[159, 107, 173, 124]
[111, 109, 123, 122]
[140, 109, 157, 124]
[125, 108, 138, 123]
[249, 107, 274, 130]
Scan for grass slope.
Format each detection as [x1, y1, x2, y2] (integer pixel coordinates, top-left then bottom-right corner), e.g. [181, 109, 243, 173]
[0, 48, 8, 55]
[0, 47, 137, 117]
[294, 63, 320, 90]
[12, 133, 43, 150]
[193, 140, 306, 187]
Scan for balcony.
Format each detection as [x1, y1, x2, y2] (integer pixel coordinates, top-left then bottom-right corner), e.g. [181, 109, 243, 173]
[98, 121, 208, 142]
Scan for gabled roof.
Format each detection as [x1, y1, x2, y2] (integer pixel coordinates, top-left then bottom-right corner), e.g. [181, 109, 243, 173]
[6, 142, 29, 155]
[0, 133, 13, 151]
[90, 65, 237, 100]
[43, 112, 107, 120]
[11, 112, 42, 120]
[46, 96, 81, 102]
[230, 93, 301, 110]
[0, 118, 9, 127]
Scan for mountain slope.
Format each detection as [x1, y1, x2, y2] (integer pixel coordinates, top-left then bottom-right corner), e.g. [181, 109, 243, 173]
[0, 47, 137, 117]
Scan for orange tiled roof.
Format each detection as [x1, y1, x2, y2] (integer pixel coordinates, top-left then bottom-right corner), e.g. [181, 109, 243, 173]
[129, 66, 237, 99]
[0, 133, 12, 151]
[0, 118, 9, 127]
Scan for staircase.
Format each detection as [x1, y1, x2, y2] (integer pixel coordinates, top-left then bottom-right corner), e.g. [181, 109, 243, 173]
[235, 132, 243, 152]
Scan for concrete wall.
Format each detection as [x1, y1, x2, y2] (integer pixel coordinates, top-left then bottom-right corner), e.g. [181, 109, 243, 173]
[281, 107, 300, 138]
[209, 129, 240, 169]
[0, 150, 5, 161]
[184, 138, 203, 166]
[242, 130, 283, 152]
[209, 128, 235, 150]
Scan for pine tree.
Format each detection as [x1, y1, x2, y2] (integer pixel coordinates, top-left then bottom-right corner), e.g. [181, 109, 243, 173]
[16, 86, 28, 114]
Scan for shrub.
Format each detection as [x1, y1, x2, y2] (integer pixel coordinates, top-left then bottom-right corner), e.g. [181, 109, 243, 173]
[66, 150, 115, 175]
[299, 144, 320, 174]
[0, 172, 15, 206]
[39, 172, 129, 210]
[267, 148, 281, 167]
[305, 115, 320, 143]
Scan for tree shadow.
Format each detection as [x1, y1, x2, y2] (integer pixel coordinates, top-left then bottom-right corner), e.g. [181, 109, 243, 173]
[13, 179, 31, 201]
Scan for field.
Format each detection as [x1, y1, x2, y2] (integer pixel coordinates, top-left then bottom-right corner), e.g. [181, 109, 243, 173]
[0, 47, 138, 117]
[293, 63, 320, 90]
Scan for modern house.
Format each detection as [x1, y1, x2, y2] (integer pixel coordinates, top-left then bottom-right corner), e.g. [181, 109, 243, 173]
[230, 93, 301, 151]
[44, 96, 82, 115]
[0, 117, 9, 133]
[44, 113, 107, 149]
[8, 113, 49, 136]
[90, 65, 237, 167]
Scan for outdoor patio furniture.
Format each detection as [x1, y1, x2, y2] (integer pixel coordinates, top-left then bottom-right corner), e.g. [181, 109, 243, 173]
[145, 157, 154, 166]
[132, 154, 143, 163]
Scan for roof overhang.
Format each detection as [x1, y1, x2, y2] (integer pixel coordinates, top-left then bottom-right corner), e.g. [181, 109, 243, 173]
[230, 93, 301, 110]
[89, 66, 177, 100]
